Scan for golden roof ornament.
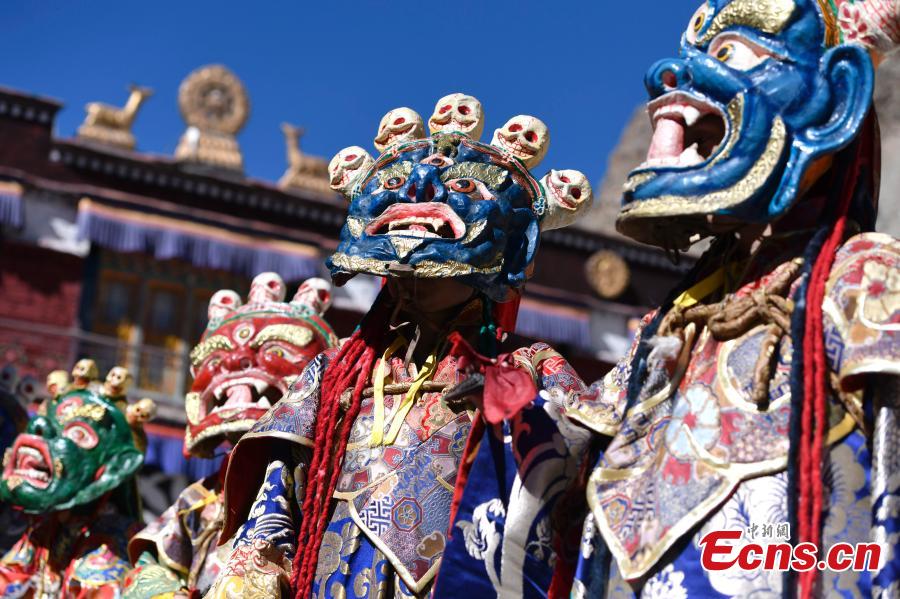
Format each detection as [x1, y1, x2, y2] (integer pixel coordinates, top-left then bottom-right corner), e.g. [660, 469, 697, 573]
[174, 64, 249, 173]
[76, 84, 153, 150]
[278, 123, 333, 195]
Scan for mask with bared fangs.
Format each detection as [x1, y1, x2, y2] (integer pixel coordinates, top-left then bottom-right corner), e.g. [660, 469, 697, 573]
[0, 384, 143, 514]
[617, 0, 880, 249]
[327, 95, 592, 302]
[184, 273, 338, 457]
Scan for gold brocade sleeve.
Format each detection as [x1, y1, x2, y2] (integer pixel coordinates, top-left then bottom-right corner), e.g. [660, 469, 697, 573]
[822, 233, 900, 390]
[203, 540, 291, 599]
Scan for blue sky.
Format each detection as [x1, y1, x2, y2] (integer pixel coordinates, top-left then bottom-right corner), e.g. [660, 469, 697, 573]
[4, 1, 696, 185]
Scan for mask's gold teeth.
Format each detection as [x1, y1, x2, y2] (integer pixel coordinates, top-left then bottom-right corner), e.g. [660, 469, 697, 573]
[185, 392, 202, 425]
[461, 220, 487, 244]
[346, 217, 365, 238]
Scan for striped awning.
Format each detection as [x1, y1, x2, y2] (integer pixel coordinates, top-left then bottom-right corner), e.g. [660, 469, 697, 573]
[0, 181, 23, 228]
[516, 298, 593, 350]
[77, 198, 322, 281]
[144, 423, 223, 479]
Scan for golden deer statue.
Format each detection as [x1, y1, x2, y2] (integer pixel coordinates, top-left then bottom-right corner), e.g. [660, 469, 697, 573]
[77, 84, 153, 150]
[278, 123, 332, 194]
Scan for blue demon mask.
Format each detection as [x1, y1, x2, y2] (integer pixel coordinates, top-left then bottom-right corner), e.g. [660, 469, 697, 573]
[326, 96, 594, 301]
[617, 0, 876, 249]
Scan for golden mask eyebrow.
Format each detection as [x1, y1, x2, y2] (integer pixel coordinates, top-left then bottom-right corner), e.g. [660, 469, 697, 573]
[57, 403, 107, 423]
[696, 0, 796, 45]
[189, 335, 235, 366]
[376, 161, 414, 185]
[248, 324, 314, 348]
[439, 163, 508, 189]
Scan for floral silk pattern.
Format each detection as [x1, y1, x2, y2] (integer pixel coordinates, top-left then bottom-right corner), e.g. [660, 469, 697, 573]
[569, 233, 900, 595]
[0, 503, 138, 598]
[124, 475, 230, 598]
[207, 342, 594, 598]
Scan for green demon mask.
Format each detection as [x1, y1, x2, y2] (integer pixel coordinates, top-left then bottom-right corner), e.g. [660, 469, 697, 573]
[0, 387, 143, 514]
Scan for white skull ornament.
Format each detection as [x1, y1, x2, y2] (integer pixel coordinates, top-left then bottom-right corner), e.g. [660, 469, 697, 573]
[72, 359, 99, 385]
[491, 115, 550, 169]
[46, 370, 69, 397]
[428, 93, 485, 139]
[247, 273, 287, 304]
[539, 169, 594, 231]
[292, 277, 333, 316]
[103, 366, 133, 396]
[328, 146, 374, 197]
[208, 289, 242, 320]
[373, 108, 425, 153]
[127, 397, 158, 426]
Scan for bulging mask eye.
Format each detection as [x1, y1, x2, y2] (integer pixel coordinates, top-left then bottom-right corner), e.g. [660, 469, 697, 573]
[384, 176, 406, 190]
[708, 35, 769, 71]
[421, 154, 453, 168]
[449, 179, 476, 193]
[446, 178, 493, 200]
[686, 3, 709, 45]
[63, 422, 98, 449]
[262, 344, 301, 360]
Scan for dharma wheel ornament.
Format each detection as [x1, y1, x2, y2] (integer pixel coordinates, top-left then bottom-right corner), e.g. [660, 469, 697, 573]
[174, 64, 249, 174]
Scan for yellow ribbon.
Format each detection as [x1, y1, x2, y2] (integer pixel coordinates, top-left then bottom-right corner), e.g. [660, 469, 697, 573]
[176, 489, 219, 517]
[369, 336, 407, 447]
[383, 349, 439, 446]
[673, 261, 743, 308]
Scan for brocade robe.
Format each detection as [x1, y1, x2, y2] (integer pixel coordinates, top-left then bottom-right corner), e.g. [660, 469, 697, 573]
[123, 474, 230, 599]
[0, 501, 139, 598]
[204, 339, 591, 598]
[563, 233, 900, 597]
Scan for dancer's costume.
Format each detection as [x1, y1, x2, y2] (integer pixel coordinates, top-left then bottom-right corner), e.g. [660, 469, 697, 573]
[0, 363, 153, 597]
[123, 274, 336, 598]
[203, 95, 595, 597]
[548, 1, 900, 597]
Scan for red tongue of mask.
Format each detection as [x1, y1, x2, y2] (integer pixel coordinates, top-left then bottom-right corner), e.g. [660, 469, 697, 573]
[19, 453, 40, 470]
[648, 117, 685, 161]
[224, 384, 254, 407]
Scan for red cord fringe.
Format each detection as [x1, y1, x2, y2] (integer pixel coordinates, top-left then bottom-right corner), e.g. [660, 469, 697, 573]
[797, 119, 870, 598]
[291, 304, 386, 598]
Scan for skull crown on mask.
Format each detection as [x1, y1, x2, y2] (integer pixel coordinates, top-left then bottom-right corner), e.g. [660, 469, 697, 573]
[184, 272, 337, 457]
[0, 363, 148, 515]
[326, 93, 594, 301]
